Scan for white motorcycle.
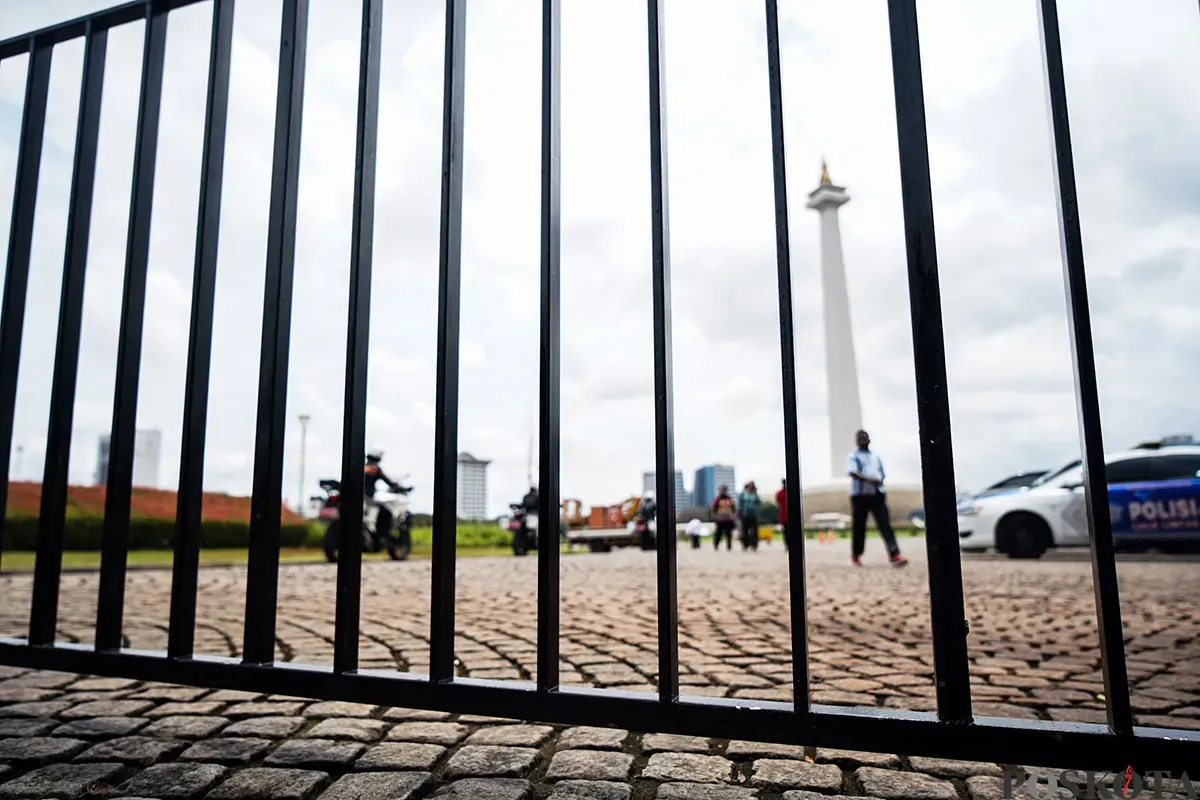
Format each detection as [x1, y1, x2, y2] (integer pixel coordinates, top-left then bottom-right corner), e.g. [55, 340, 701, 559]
[317, 478, 414, 562]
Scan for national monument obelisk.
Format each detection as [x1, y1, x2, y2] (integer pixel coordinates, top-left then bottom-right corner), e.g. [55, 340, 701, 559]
[806, 162, 863, 479]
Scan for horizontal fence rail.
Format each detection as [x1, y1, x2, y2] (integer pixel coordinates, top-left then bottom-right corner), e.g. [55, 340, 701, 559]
[0, 0, 1196, 773]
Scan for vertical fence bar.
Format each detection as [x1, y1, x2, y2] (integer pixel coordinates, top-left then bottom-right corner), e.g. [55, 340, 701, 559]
[94, 6, 168, 652]
[535, 0, 562, 693]
[168, 0, 235, 660]
[0, 44, 51, 575]
[429, 0, 468, 683]
[332, 0, 383, 676]
[762, 0, 810, 712]
[243, 0, 310, 665]
[1035, 0, 1132, 736]
[646, 0, 679, 704]
[884, 0, 972, 723]
[28, 27, 107, 646]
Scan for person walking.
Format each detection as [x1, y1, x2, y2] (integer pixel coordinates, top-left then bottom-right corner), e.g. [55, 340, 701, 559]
[775, 478, 788, 551]
[737, 481, 761, 551]
[846, 429, 908, 567]
[685, 517, 703, 549]
[711, 486, 736, 551]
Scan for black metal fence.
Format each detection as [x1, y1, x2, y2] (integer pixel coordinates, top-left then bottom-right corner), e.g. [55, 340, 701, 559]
[0, 0, 1195, 772]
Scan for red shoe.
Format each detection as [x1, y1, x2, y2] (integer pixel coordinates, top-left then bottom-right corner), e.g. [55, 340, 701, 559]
[890, 554, 909, 567]
[851, 556, 862, 566]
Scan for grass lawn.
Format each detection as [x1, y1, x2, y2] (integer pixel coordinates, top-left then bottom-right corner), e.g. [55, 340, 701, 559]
[0, 545, 537, 572]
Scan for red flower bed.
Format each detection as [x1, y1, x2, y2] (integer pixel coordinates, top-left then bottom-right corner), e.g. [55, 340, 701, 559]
[5, 481, 304, 523]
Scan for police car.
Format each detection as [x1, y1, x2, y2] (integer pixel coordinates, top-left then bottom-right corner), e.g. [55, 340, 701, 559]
[957, 443, 1200, 559]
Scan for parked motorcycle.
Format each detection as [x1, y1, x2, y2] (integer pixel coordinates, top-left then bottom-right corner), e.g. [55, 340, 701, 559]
[317, 478, 413, 562]
[508, 503, 539, 556]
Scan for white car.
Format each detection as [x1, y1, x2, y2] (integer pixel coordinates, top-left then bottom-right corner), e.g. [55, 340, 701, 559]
[957, 445, 1200, 559]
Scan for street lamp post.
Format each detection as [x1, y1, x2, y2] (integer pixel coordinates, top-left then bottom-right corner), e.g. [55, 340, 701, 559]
[14, 446, 23, 481]
[298, 414, 311, 514]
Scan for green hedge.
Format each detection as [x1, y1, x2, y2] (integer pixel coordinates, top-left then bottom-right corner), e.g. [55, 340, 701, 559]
[305, 523, 514, 551]
[3, 515, 311, 551]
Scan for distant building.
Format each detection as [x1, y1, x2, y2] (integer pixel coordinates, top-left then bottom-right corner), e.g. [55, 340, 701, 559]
[692, 464, 736, 509]
[642, 470, 689, 513]
[456, 452, 490, 520]
[95, 429, 163, 489]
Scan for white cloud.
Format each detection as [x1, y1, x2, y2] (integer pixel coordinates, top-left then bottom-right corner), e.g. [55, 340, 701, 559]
[1, 0, 1198, 520]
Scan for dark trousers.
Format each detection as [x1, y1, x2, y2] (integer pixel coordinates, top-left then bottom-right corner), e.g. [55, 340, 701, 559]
[714, 520, 734, 550]
[851, 493, 900, 558]
[690, 535, 701, 549]
[375, 505, 393, 539]
[741, 516, 759, 550]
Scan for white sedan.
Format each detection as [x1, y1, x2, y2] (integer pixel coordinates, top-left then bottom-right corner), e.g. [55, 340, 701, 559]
[957, 445, 1200, 559]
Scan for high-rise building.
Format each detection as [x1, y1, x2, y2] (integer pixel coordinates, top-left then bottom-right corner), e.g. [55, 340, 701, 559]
[642, 470, 689, 512]
[95, 429, 163, 489]
[692, 464, 736, 510]
[456, 452, 490, 520]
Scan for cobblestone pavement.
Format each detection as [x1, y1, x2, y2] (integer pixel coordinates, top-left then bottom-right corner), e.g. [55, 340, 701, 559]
[0, 542, 1197, 798]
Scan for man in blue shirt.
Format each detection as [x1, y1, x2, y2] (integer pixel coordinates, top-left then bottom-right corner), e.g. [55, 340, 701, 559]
[846, 430, 908, 567]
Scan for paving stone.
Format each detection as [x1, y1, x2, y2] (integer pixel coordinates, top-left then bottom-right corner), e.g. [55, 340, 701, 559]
[69, 677, 139, 691]
[120, 762, 229, 799]
[547, 779, 633, 799]
[0, 718, 58, 737]
[225, 701, 306, 718]
[726, 740, 812, 760]
[265, 739, 367, 770]
[143, 714, 231, 739]
[0, 761, 126, 799]
[76, 735, 187, 766]
[387, 721, 468, 745]
[59, 699, 153, 719]
[318, 771, 432, 800]
[434, 777, 534, 799]
[60, 689, 135, 702]
[964, 775, 1057, 800]
[1, 671, 75, 688]
[304, 717, 388, 742]
[558, 726, 628, 750]
[180, 736, 273, 765]
[355, 742, 447, 771]
[856, 766, 959, 800]
[545, 749, 634, 782]
[642, 753, 734, 784]
[445, 745, 540, 778]
[207, 690, 264, 703]
[224, 716, 308, 739]
[0, 735, 87, 766]
[642, 733, 710, 753]
[382, 707, 452, 721]
[466, 723, 554, 747]
[0, 668, 27, 680]
[52, 716, 149, 738]
[457, 714, 520, 724]
[784, 793, 881, 800]
[816, 748, 901, 769]
[0, 686, 61, 702]
[0, 700, 74, 717]
[655, 785, 759, 799]
[303, 701, 378, 718]
[208, 767, 329, 800]
[908, 756, 1004, 779]
[145, 700, 227, 717]
[128, 686, 211, 701]
[0, 766, 6, 781]
[751, 759, 843, 792]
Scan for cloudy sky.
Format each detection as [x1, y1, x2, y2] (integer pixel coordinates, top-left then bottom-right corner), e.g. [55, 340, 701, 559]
[1, 0, 1197, 518]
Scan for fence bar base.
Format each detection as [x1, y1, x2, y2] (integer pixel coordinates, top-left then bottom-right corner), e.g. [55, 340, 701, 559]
[0, 639, 1192, 772]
